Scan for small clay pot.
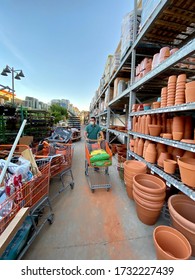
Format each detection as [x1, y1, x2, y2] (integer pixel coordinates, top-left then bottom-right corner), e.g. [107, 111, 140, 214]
[157, 152, 172, 168]
[164, 159, 177, 174]
[172, 132, 183, 141]
[148, 124, 162, 137]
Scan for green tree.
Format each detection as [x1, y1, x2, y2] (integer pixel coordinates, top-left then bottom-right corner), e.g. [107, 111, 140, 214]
[49, 104, 68, 124]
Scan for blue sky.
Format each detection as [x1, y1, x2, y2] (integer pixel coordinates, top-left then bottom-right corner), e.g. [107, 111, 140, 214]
[0, 0, 133, 110]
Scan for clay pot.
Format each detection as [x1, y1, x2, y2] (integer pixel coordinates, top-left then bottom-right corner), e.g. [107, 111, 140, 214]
[123, 160, 147, 173]
[134, 199, 162, 225]
[168, 194, 195, 256]
[148, 124, 162, 137]
[172, 132, 183, 141]
[133, 174, 166, 195]
[172, 116, 185, 133]
[153, 225, 192, 260]
[162, 133, 172, 139]
[164, 159, 177, 174]
[143, 140, 151, 159]
[137, 138, 144, 157]
[184, 116, 193, 139]
[145, 115, 151, 135]
[186, 81, 195, 88]
[133, 190, 164, 210]
[185, 87, 195, 103]
[182, 150, 195, 159]
[172, 148, 184, 161]
[133, 184, 166, 203]
[178, 158, 195, 188]
[157, 152, 172, 168]
[145, 143, 157, 163]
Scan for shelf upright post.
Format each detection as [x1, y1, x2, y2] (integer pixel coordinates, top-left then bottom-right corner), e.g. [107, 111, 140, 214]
[106, 106, 110, 142]
[127, 0, 137, 154]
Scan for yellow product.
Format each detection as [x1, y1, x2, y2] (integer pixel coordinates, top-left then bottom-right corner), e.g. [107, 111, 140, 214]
[90, 149, 106, 156]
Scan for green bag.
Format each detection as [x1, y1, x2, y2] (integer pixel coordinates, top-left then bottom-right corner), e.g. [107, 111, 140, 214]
[90, 152, 110, 163]
[91, 159, 112, 167]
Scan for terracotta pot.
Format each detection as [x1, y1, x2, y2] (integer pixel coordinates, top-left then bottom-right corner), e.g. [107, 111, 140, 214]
[145, 143, 157, 163]
[172, 132, 183, 141]
[145, 115, 151, 134]
[133, 190, 164, 210]
[172, 116, 185, 133]
[153, 225, 192, 260]
[185, 88, 195, 103]
[182, 150, 195, 159]
[177, 73, 186, 83]
[186, 81, 195, 88]
[172, 148, 184, 161]
[134, 199, 162, 225]
[184, 116, 193, 139]
[133, 174, 166, 195]
[148, 124, 162, 137]
[137, 138, 144, 157]
[168, 194, 195, 232]
[157, 152, 172, 168]
[143, 140, 151, 159]
[178, 158, 195, 188]
[162, 133, 172, 139]
[164, 159, 177, 174]
[123, 160, 147, 173]
[133, 185, 166, 202]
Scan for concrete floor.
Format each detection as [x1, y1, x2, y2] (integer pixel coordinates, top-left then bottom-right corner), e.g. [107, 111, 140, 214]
[23, 129, 170, 260]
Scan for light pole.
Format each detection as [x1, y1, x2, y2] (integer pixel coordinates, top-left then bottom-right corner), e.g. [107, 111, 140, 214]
[1, 65, 25, 105]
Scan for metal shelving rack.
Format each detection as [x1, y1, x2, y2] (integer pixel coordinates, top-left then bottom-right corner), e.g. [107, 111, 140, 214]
[89, 0, 195, 199]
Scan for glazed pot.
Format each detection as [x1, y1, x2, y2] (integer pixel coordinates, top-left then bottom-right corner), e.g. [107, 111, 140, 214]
[164, 159, 177, 174]
[153, 225, 192, 260]
[178, 157, 195, 188]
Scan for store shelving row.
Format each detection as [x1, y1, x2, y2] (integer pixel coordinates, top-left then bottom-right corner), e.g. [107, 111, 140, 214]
[129, 131, 195, 153]
[90, 0, 195, 200]
[128, 150, 195, 201]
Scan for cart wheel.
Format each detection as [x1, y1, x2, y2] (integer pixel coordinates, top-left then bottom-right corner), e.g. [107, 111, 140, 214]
[70, 182, 74, 189]
[106, 188, 110, 192]
[48, 213, 54, 224]
[91, 189, 95, 193]
[85, 170, 88, 176]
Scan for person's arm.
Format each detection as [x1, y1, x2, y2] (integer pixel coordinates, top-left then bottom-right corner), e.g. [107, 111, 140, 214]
[84, 128, 88, 140]
[99, 130, 104, 140]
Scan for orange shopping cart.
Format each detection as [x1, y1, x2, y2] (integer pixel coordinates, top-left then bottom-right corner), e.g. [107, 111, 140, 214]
[85, 139, 112, 193]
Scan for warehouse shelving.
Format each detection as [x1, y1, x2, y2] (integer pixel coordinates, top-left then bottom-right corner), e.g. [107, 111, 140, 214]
[89, 0, 195, 200]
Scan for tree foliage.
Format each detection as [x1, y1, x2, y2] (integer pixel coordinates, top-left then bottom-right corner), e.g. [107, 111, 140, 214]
[49, 104, 68, 124]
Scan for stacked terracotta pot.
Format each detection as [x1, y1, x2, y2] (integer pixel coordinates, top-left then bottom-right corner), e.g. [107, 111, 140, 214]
[160, 87, 167, 107]
[123, 160, 147, 200]
[145, 143, 157, 163]
[178, 157, 195, 188]
[133, 174, 166, 225]
[168, 194, 195, 256]
[175, 74, 186, 105]
[167, 75, 176, 106]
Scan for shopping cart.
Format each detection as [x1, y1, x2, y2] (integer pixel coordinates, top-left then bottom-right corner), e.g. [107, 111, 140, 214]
[0, 148, 54, 259]
[35, 142, 74, 201]
[85, 139, 112, 193]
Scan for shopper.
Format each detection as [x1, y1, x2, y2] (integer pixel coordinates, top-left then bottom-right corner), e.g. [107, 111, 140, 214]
[84, 117, 104, 142]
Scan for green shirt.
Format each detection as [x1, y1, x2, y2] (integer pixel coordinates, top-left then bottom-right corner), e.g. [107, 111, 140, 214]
[85, 124, 101, 140]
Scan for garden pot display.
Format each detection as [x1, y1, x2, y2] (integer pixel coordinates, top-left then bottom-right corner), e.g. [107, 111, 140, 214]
[168, 194, 195, 256]
[133, 184, 166, 202]
[156, 143, 167, 158]
[185, 82, 195, 103]
[129, 139, 135, 151]
[164, 159, 177, 174]
[159, 46, 170, 63]
[148, 124, 162, 136]
[143, 140, 151, 159]
[145, 143, 157, 163]
[157, 152, 172, 168]
[145, 115, 151, 134]
[178, 158, 195, 188]
[124, 160, 147, 200]
[153, 225, 192, 260]
[137, 138, 144, 157]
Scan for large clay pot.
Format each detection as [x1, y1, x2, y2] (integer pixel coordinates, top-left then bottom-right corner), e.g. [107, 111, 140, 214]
[153, 225, 192, 260]
[183, 116, 193, 139]
[168, 194, 195, 256]
[133, 185, 166, 203]
[133, 174, 166, 195]
[172, 116, 185, 133]
[134, 199, 162, 225]
[123, 160, 147, 173]
[178, 158, 195, 188]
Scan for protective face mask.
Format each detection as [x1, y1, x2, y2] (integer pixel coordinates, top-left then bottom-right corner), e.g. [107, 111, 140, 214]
[90, 121, 94, 125]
